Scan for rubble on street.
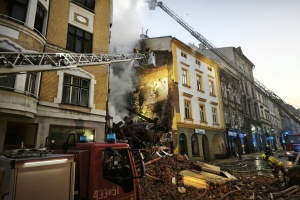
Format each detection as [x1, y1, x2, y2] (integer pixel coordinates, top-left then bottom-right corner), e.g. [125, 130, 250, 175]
[141, 154, 300, 200]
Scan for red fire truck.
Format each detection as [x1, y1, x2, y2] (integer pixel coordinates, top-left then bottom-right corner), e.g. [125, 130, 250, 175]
[0, 134, 145, 200]
[284, 134, 300, 160]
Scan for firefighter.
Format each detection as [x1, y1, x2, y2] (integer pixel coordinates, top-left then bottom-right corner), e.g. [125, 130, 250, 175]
[261, 153, 288, 179]
[264, 145, 273, 156]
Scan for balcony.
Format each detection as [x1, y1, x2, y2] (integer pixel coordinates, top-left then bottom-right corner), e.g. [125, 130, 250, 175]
[0, 15, 46, 52]
[0, 89, 38, 118]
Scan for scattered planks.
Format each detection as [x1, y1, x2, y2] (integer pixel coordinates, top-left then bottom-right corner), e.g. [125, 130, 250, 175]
[180, 169, 237, 190]
[270, 185, 300, 200]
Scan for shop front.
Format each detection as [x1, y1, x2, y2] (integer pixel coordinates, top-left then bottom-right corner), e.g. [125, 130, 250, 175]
[227, 129, 248, 157]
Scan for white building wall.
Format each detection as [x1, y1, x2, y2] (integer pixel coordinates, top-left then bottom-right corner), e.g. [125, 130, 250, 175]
[176, 47, 220, 126]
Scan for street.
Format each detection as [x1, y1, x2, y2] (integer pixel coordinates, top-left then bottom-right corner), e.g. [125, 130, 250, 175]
[212, 150, 294, 174]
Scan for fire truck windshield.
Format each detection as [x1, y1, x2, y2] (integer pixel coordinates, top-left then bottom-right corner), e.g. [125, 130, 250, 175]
[285, 135, 300, 144]
[102, 148, 134, 193]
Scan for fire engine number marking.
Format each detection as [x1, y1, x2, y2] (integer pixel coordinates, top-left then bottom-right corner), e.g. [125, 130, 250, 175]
[93, 186, 120, 199]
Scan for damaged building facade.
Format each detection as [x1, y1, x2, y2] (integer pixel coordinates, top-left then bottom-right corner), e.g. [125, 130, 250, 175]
[137, 36, 226, 161]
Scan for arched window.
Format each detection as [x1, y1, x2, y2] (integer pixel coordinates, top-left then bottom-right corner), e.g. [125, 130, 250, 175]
[191, 134, 200, 157]
[179, 133, 188, 155]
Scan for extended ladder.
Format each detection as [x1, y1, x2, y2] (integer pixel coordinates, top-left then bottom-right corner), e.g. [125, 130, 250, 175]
[0, 51, 154, 74]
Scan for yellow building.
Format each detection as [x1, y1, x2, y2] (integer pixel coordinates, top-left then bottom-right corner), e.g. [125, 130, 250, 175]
[139, 36, 226, 161]
[0, 0, 112, 150]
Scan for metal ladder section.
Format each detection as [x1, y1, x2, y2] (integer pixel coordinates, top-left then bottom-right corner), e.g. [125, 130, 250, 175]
[154, 1, 297, 118]
[254, 77, 299, 119]
[156, 2, 250, 82]
[0, 52, 152, 74]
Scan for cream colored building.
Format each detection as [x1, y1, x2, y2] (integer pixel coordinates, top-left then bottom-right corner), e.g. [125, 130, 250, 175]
[139, 36, 225, 161]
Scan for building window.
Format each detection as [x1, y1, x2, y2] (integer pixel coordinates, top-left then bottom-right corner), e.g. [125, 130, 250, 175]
[199, 105, 205, 122]
[191, 134, 200, 157]
[262, 96, 267, 104]
[209, 80, 215, 95]
[34, 3, 45, 34]
[231, 112, 236, 124]
[72, 0, 95, 11]
[184, 100, 191, 119]
[67, 25, 92, 53]
[224, 110, 229, 123]
[62, 75, 90, 106]
[265, 110, 270, 121]
[182, 68, 188, 86]
[181, 52, 187, 58]
[8, 0, 28, 23]
[0, 75, 16, 90]
[195, 59, 201, 66]
[260, 108, 264, 118]
[212, 108, 218, 123]
[25, 72, 36, 95]
[196, 75, 202, 91]
[207, 66, 212, 72]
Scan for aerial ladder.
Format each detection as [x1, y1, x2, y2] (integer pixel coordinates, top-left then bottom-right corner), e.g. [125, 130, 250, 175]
[0, 51, 155, 74]
[148, 0, 251, 83]
[148, 0, 297, 120]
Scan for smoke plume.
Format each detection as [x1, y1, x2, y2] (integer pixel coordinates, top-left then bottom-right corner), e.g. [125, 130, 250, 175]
[108, 0, 147, 122]
[109, 0, 147, 53]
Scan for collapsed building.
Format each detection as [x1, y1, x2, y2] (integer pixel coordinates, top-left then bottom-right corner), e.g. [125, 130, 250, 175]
[110, 35, 227, 162]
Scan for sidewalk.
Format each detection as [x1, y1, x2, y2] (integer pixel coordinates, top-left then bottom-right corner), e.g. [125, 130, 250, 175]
[206, 149, 286, 166]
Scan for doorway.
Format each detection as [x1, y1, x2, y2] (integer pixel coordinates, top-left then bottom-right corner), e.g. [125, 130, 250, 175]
[179, 133, 188, 156]
[202, 135, 210, 161]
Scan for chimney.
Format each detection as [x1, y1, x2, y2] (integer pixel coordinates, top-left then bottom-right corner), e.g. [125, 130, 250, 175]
[199, 43, 206, 51]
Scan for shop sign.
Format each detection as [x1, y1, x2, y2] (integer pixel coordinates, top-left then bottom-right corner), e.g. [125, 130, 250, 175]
[195, 129, 205, 134]
[228, 131, 237, 137]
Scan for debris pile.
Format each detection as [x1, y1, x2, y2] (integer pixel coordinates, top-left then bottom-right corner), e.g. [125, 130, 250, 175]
[141, 154, 299, 200]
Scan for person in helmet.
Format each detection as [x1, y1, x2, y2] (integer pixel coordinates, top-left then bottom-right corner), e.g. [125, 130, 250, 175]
[261, 153, 288, 178]
[264, 144, 273, 156]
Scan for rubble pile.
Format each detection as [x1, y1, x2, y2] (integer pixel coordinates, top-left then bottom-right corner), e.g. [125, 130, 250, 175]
[141, 154, 298, 200]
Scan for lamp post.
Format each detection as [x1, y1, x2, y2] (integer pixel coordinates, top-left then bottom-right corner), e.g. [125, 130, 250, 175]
[108, 116, 113, 133]
[235, 124, 242, 160]
[106, 115, 113, 134]
[106, 116, 116, 143]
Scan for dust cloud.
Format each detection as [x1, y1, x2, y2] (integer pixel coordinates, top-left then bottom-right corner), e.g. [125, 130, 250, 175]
[108, 0, 147, 122]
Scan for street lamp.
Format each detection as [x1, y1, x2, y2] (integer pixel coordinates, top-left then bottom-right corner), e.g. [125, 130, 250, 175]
[106, 116, 116, 143]
[234, 124, 242, 160]
[106, 116, 113, 133]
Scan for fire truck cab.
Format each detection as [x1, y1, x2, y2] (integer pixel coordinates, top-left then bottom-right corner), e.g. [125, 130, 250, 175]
[69, 141, 145, 200]
[0, 134, 145, 200]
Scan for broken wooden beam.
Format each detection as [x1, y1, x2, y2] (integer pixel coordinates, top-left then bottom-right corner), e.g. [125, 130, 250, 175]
[270, 185, 300, 199]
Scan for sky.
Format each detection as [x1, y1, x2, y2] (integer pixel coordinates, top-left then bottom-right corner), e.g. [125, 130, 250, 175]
[110, 0, 300, 109]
